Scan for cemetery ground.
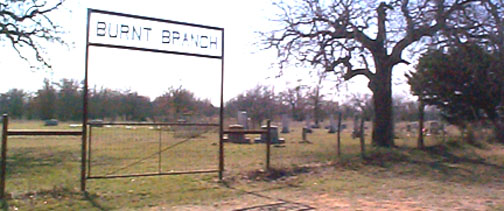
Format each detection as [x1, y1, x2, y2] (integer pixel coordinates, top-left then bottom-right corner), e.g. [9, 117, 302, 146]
[1, 120, 503, 210]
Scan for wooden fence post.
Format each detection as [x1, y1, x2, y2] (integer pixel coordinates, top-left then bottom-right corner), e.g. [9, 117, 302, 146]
[1, 114, 8, 199]
[266, 120, 271, 171]
[359, 116, 365, 159]
[337, 112, 342, 157]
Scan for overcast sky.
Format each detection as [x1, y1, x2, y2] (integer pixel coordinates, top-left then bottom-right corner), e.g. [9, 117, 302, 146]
[0, 0, 414, 105]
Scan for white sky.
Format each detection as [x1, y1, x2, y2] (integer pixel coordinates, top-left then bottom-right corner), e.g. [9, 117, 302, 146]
[0, 0, 415, 105]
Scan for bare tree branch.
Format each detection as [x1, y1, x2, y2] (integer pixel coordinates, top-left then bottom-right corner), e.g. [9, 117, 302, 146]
[0, 0, 65, 69]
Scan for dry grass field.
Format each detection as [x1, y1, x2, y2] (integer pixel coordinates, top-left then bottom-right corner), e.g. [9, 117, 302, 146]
[1, 120, 503, 210]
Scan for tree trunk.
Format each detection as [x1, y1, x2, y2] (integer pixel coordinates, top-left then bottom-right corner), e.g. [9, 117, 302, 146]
[417, 100, 425, 149]
[370, 65, 394, 147]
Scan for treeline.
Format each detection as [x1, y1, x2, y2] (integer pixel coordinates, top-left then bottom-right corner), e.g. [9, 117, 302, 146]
[0, 79, 82, 121]
[0, 79, 218, 121]
[0, 78, 436, 124]
[225, 85, 439, 127]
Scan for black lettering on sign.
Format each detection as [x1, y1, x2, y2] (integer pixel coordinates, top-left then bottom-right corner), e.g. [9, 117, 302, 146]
[162, 30, 170, 43]
[191, 34, 198, 47]
[132, 26, 141, 40]
[182, 33, 189, 46]
[109, 23, 118, 38]
[172, 31, 180, 44]
[97, 21, 106, 36]
[144, 27, 151, 41]
[209, 36, 218, 49]
[120, 24, 129, 40]
[200, 35, 208, 48]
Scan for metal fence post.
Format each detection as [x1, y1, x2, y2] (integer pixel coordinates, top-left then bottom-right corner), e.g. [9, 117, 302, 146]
[1, 114, 8, 198]
[266, 120, 271, 171]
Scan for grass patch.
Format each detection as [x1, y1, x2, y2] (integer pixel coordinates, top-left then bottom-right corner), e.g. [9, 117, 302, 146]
[1, 120, 503, 209]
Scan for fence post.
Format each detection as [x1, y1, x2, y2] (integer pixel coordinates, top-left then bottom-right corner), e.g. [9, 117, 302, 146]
[266, 120, 271, 171]
[359, 116, 365, 159]
[1, 114, 8, 199]
[337, 112, 342, 157]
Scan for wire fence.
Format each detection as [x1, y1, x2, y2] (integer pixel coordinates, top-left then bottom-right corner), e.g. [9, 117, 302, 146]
[88, 123, 219, 178]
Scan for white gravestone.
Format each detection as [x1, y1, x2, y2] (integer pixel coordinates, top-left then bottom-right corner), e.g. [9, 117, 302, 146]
[328, 114, 337, 134]
[281, 114, 290, 133]
[237, 111, 248, 129]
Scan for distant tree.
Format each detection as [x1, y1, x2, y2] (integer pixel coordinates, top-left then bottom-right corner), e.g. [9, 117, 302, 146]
[320, 99, 340, 120]
[33, 79, 57, 119]
[0, 89, 26, 119]
[55, 79, 81, 121]
[393, 96, 419, 122]
[1, 0, 65, 68]
[279, 86, 307, 121]
[263, 0, 493, 147]
[118, 91, 152, 121]
[194, 99, 218, 118]
[307, 72, 326, 127]
[153, 87, 214, 122]
[349, 93, 374, 121]
[225, 85, 277, 127]
[24, 94, 37, 120]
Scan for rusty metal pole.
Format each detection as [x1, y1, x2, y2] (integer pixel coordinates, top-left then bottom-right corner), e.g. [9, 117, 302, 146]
[1, 114, 8, 198]
[87, 126, 92, 178]
[337, 112, 342, 157]
[218, 29, 225, 181]
[81, 8, 91, 192]
[266, 120, 271, 171]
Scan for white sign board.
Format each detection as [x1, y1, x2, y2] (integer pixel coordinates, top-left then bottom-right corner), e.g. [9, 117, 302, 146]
[88, 10, 223, 58]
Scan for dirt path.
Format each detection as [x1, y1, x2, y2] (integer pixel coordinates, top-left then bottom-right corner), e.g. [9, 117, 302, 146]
[159, 180, 503, 210]
[154, 144, 504, 210]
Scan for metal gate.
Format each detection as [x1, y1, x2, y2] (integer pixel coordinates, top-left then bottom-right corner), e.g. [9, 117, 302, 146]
[86, 122, 219, 179]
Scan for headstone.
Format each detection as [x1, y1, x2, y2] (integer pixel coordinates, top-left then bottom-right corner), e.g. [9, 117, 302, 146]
[328, 114, 337, 133]
[224, 124, 250, 144]
[352, 115, 361, 139]
[304, 116, 313, 133]
[89, 119, 104, 127]
[430, 121, 441, 135]
[44, 119, 58, 126]
[281, 114, 290, 133]
[254, 125, 285, 144]
[237, 111, 248, 129]
[406, 122, 419, 132]
[301, 127, 311, 143]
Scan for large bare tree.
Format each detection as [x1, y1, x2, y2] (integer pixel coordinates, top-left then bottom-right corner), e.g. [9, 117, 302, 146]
[1, 0, 65, 69]
[263, 0, 488, 147]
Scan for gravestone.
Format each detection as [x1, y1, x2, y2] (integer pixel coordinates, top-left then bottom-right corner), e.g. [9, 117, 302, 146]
[281, 114, 290, 133]
[304, 116, 313, 133]
[254, 125, 285, 144]
[224, 124, 250, 144]
[406, 122, 419, 132]
[44, 119, 59, 126]
[300, 127, 314, 143]
[89, 119, 104, 127]
[237, 111, 248, 129]
[352, 115, 361, 139]
[429, 121, 441, 135]
[328, 114, 337, 133]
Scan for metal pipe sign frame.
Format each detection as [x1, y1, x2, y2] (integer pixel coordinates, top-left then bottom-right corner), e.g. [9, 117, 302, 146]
[82, 9, 225, 191]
